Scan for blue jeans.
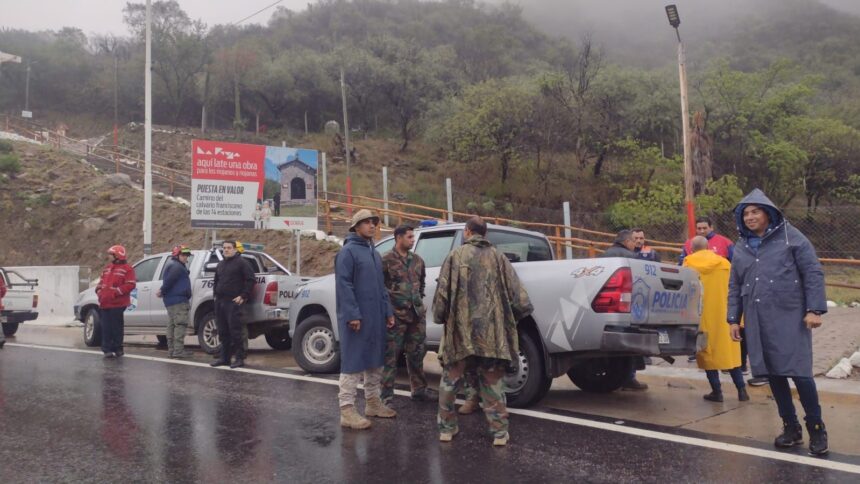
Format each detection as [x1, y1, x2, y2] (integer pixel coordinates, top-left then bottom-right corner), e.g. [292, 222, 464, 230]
[768, 376, 822, 425]
[99, 307, 125, 354]
[705, 368, 745, 393]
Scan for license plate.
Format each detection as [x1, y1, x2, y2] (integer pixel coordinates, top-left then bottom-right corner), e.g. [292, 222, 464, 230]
[657, 330, 670, 345]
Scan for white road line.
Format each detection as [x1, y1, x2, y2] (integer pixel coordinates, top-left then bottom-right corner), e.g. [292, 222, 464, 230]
[7, 343, 860, 475]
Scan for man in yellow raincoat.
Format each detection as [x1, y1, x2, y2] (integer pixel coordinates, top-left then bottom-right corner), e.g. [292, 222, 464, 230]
[684, 236, 749, 402]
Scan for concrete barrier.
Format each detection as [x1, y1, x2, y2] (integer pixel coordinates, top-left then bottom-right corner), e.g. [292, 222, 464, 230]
[7, 266, 82, 325]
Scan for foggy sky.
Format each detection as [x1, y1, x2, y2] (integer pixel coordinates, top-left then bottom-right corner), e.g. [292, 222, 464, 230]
[0, 0, 311, 35]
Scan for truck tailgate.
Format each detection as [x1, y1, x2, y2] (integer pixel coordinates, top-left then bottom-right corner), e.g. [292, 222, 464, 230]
[628, 259, 701, 327]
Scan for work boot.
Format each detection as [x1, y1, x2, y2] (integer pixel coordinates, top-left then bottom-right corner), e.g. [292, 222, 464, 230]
[493, 432, 510, 447]
[703, 391, 723, 402]
[458, 398, 480, 415]
[439, 428, 459, 442]
[171, 350, 194, 359]
[774, 421, 803, 448]
[737, 387, 750, 402]
[411, 388, 436, 402]
[340, 405, 371, 430]
[230, 358, 245, 369]
[807, 422, 829, 456]
[210, 359, 229, 367]
[365, 397, 397, 418]
[621, 379, 649, 391]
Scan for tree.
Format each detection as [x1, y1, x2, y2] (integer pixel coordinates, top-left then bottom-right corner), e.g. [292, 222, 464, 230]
[124, 0, 210, 125]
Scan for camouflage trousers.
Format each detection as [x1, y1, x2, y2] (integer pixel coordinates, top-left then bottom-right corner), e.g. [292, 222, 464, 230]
[381, 316, 428, 402]
[165, 302, 189, 355]
[438, 356, 509, 438]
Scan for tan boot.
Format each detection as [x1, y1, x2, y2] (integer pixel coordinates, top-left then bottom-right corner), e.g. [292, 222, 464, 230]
[365, 397, 397, 418]
[439, 428, 459, 442]
[340, 405, 371, 430]
[458, 398, 480, 415]
[493, 432, 510, 446]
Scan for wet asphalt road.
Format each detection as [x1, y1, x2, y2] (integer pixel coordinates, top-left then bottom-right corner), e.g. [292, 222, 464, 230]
[1, 345, 858, 483]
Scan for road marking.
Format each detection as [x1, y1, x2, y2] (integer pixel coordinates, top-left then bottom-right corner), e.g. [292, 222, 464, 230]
[7, 343, 860, 475]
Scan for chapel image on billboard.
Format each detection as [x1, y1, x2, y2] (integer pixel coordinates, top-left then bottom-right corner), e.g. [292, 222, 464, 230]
[263, 146, 319, 230]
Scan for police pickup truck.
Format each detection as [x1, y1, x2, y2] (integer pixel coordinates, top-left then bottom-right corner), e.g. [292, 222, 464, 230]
[75, 247, 306, 353]
[288, 223, 704, 408]
[0, 267, 39, 337]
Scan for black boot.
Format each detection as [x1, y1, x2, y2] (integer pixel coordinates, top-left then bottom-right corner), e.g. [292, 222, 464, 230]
[703, 391, 723, 402]
[774, 421, 803, 448]
[806, 421, 829, 456]
[737, 387, 750, 402]
[230, 358, 245, 369]
[210, 358, 229, 367]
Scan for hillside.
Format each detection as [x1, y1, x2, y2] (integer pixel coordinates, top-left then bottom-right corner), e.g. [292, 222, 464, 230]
[0, 140, 340, 276]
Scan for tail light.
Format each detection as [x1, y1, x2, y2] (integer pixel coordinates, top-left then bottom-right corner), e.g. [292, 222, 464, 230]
[263, 281, 278, 306]
[33, 294, 39, 308]
[591, 268, 632, 313]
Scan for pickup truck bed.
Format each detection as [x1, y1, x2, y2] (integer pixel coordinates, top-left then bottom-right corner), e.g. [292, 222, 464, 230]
[0, 268, 39, 336]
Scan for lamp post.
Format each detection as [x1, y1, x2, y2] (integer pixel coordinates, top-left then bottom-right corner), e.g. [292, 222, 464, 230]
[665, 4, 696, 239]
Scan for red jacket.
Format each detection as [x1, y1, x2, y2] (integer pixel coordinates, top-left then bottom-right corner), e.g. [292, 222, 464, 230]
[96, 261, 137, 309]
[0, 274, 6, 310]
[679, 232, 734, 264]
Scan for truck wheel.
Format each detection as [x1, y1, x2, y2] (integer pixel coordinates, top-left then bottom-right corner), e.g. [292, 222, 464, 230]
[2, 322, 20, 337]
[156, 335, 168, 348]
[294, 314, 340, 374]
[265, 328, 292, 350]
[196, 311, 222, 355]
[567, 357, 634, 393]
[504, 331, 551, 408]
[83, 309, 101, 347]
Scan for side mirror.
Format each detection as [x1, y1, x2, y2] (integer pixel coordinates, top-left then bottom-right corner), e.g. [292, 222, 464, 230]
[204, 262, 218, 273]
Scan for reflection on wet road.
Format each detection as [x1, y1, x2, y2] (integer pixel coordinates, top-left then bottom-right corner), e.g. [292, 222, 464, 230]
[1, 345, 858, 483]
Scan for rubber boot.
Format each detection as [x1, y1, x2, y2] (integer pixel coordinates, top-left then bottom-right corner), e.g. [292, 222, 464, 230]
[807, 421, 829, 456]
[365, 397, 397, 418]
[774, 421, 803, 448]
[340, 405, 371, 430]
[458, 398, 480, 415]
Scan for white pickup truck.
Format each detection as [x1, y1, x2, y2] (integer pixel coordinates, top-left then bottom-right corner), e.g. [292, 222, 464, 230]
[0, 267, 39, 337]
[288, 223, 704, 407]
[74, 248, 306, 353]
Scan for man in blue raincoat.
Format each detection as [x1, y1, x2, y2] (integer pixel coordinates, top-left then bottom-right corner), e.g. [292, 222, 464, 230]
[727, 189, 829, 456]
[336, 209, 396, 430]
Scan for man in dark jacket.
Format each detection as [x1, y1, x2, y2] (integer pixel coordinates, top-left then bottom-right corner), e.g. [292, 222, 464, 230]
[96, 245, 137, 358]
[158, 245, 193, 359]
[336, 209, 396, 430]
[0, 272, 6, 349]
[602, 230, 637, 258]
[727, 189, 829, 456]
[600, 230, 647, 391]
[632, 229, 662, 262]
[210, 240, 255, 369]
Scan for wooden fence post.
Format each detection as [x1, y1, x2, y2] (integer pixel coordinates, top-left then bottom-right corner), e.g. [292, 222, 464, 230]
[554, 226, 562, 259]
[325, 201, 333, 235]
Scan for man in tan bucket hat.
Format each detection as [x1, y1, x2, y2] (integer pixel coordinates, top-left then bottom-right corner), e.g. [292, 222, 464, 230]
[336, 209, 397, 429]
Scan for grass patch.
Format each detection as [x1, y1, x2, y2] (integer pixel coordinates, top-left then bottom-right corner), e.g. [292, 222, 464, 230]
[825, 266, 860, 304]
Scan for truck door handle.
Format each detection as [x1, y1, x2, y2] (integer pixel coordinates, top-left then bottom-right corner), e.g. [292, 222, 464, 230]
[660, 278, 683, 290]
[140, 286, 151, 291]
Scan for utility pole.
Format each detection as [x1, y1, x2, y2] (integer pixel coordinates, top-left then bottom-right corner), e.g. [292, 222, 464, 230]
[24, 61, 35, 112]
[665, 5, 696, 238]
[340, 68, 352, 215]
[143, 0, 153, 255]
[113, 54, 119, 149]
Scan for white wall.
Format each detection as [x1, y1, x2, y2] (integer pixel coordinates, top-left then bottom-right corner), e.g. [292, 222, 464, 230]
[7, 266, 80, 324]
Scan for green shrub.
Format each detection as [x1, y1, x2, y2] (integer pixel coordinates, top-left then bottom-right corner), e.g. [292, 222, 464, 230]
[0, 139, 13, 153]
[0, 153, 21, 175]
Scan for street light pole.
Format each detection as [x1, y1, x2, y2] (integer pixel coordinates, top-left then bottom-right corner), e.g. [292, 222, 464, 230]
[143, 0, 153, 255]
[666, 5, 696, 239]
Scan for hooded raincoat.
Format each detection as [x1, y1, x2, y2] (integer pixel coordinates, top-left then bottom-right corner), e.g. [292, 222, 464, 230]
[726, 189, 827, 378]
[684, 249, 740, 370]
[335, 233, 393, 373]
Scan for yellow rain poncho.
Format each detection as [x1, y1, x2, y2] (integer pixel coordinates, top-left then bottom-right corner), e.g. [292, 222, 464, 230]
[684, 249, 741, 370]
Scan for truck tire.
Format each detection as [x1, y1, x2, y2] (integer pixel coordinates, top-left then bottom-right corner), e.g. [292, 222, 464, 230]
[504, 331, 552, 408]
[2, 322, 20, 337]
[196, 311, 222, 355]
[83, 308, 102, 347]
[294, 314, 340, 374]
[567, 357, 634, 393]
[265, 328, 292, 350]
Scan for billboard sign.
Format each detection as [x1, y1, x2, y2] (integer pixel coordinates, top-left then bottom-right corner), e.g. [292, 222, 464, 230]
[191, 140, 318, 230]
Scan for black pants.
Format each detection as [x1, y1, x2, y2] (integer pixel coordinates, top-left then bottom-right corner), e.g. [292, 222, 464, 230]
[739, 327, 748, 371]
[100, 307, 126, 354]
[769, 376, 822, 425]
[215, 299, 245, 361]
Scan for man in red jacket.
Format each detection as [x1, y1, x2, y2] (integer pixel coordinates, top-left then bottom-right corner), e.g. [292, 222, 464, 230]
[96, 245, 137, 358]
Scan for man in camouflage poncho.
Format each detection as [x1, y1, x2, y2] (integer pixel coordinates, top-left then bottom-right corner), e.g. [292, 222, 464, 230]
[381, 225, 431, 403]
[433, 217, 534, 446]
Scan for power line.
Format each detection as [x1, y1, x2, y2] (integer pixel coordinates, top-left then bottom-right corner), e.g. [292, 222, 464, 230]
[231, 0, 285, 26]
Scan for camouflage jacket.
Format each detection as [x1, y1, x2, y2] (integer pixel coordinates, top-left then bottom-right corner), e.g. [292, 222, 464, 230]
[382, 249, 426, 322]
[433, 235, 534, 365]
